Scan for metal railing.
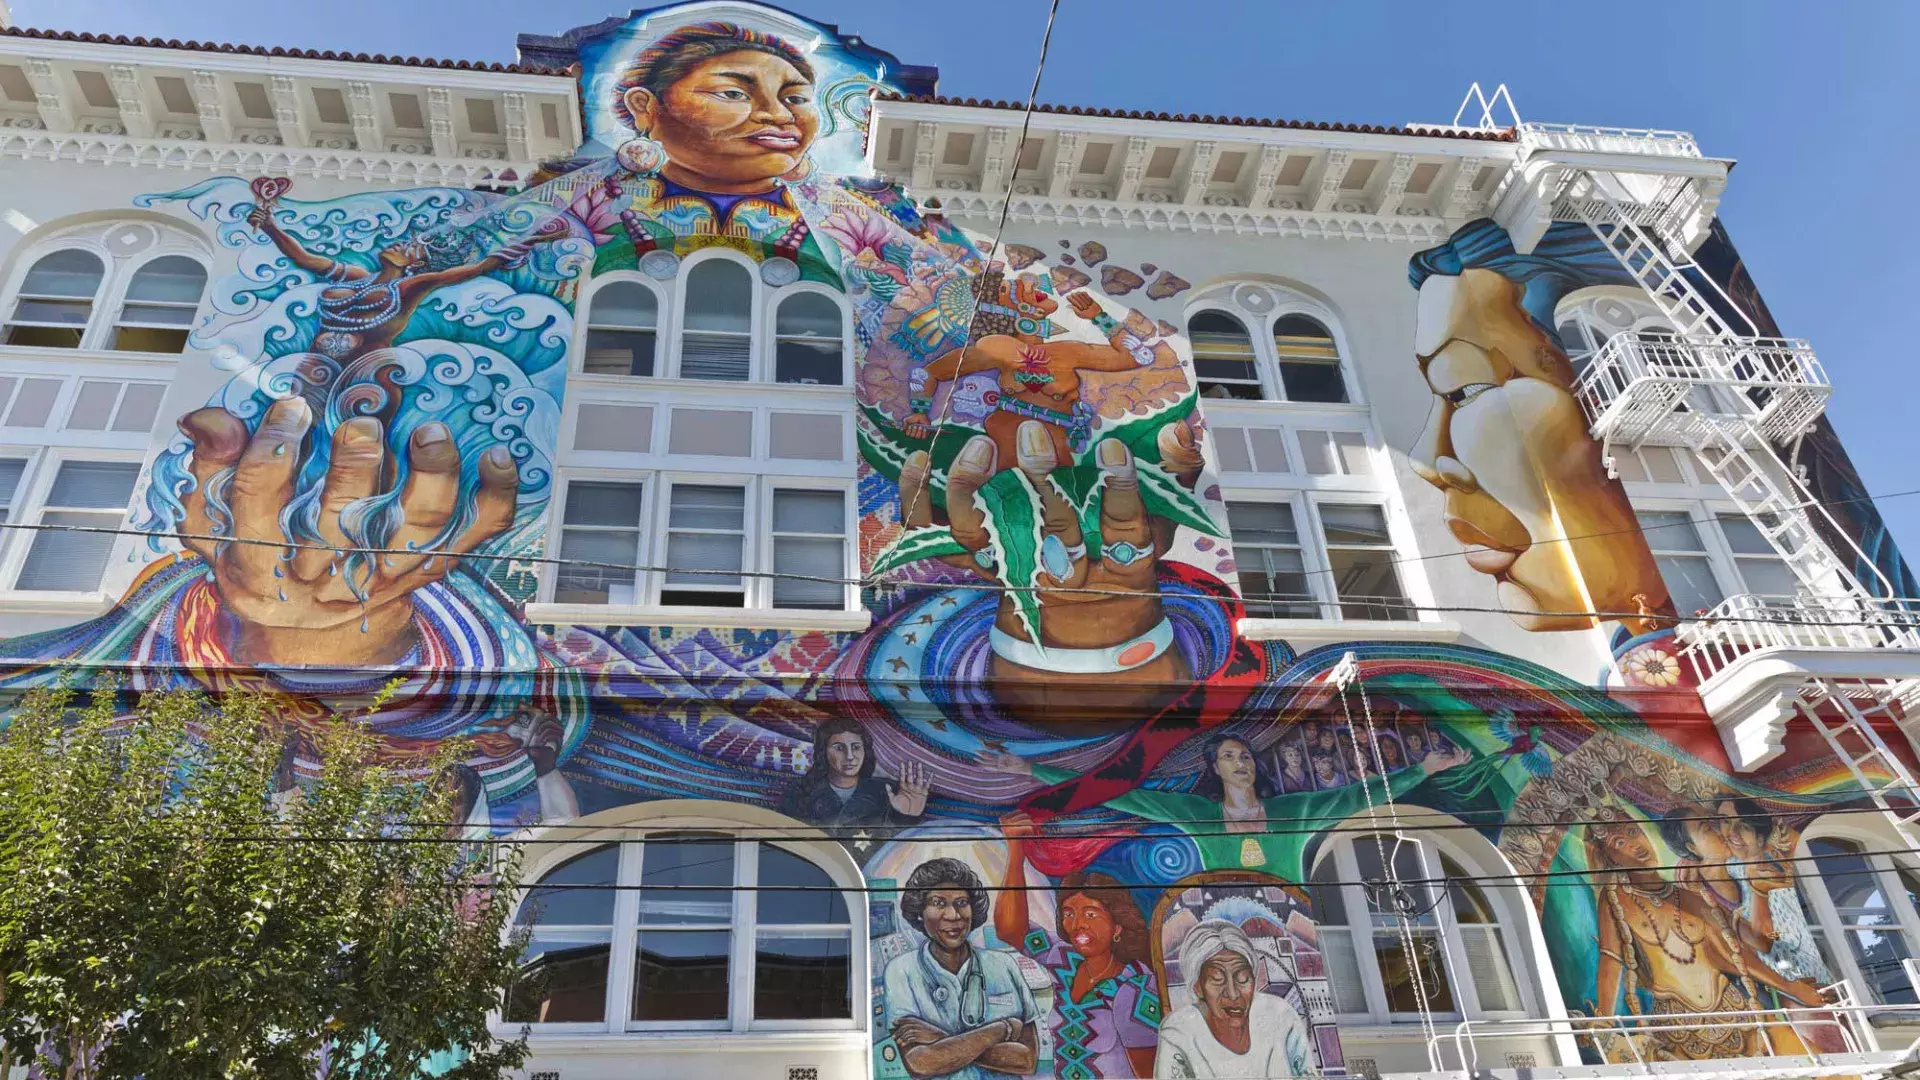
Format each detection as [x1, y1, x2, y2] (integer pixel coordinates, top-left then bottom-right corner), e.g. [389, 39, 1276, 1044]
[1574, 334, 1831, 448]
[1431, 988, 1914, 1078]
[1520, 122, 1704, 159]
[1680, 593, 1920, 686]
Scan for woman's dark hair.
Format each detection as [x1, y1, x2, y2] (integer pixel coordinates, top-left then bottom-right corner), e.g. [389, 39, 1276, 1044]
[795, 716, 874, 798]
[1193, 734, 1276, 801]
[1728, 798, 1774, 844]
[1056, 871, 1151, 967]
[1656, 809, 1701, 861]
[613, 22, 816, 131]
[900, 857, 989, 934]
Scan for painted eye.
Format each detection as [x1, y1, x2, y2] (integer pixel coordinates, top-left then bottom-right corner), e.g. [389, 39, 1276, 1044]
[784, 93, 813, 106]
[713, 89, 749, 101]
[1443, 382, 1495, 407]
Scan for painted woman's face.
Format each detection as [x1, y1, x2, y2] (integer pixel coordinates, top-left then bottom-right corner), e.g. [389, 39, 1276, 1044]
[1212, 740, 1258, 794]
[624, 49, 819, 193]
[825, 731, 864, 784]
[921, 886, 975, 950]
[1196, 952, 1257, 1032]
[1281, 744, 1303, 769]
[1595, 821, 1657, 868]
[1060, 892, 1119, 960]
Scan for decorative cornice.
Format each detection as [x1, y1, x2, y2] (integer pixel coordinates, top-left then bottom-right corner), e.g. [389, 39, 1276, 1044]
[928, 190, 1451, 242]
[0, 128, 535, 188]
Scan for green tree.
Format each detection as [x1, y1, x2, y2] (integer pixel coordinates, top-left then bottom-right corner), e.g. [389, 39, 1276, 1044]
[0, 683, 530, 1079]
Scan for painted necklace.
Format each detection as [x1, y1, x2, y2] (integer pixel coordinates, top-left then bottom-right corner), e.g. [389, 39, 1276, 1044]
[1627, 885, 1704, 964]
[319, 274, 404, 333]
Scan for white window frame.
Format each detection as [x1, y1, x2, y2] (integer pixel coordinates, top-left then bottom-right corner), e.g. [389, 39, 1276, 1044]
[668, 249, 761, 383]
[1222, 491, 1430, 625]
[574, 272, 666, 379]
[1795, 821, 1920, 1008]
[0, 219, 210, 356]
[540, 471, 856, 617]
[1182, 283, 1365, 409]
[499, 815, 866, 1039]
[1632, 496, 1794, 607]
[0, 447, 144, 599]
[765, 282, 852, 388]
[1186, 305, 1269, 401]
[1310, 826, 1542, 1028]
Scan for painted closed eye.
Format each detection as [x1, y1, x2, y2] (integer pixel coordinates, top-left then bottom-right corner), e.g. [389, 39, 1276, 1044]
[1443, 382, 1496, 407]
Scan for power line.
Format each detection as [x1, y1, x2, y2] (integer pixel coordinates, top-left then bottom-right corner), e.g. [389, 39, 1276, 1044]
[13, 515, 1920, 630]
[895, 0, 1062, 535]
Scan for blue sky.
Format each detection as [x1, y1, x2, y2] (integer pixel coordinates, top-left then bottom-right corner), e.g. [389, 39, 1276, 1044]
[22, 0, 1920, 557]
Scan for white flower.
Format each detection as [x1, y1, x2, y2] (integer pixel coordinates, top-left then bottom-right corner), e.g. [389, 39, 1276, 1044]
[1622, 645, 1681, 687]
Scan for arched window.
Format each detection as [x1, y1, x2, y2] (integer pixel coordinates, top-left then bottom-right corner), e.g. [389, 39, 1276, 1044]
[1272, 314, 1348, 403]
[506, 834, 856, 1031]
[4, 249, 106, 349]
[1796, 834, 1920, 1005]
[773, 292, 844, 386]
[679, 260, 753, 381]
[583, 281, 658, 377]
[1309, 831, 1533, 1022]
[1188, 310, 1264, 400]
[111, 256, 206, 354]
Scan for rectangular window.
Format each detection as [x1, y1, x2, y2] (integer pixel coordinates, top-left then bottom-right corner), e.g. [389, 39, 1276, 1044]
[1717, 512, 1798, 598]
[1637, 509, 1725, 616]
[1354, 836, 1456, 1015]
[16, 460, 138, 592]
[769, 489, 845, 610]
[1320, 503, 1410, 621]
[0, 457, 25, 523]
[504, 933, 613, 1023]
[555, 481, 644, 605]
[662, 484, 747, 607]
[634, 839, 735, 1024]
[1228, 500, 1317, 619]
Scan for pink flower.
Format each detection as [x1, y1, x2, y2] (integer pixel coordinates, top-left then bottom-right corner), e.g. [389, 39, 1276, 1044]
[817, 207, 893, 261]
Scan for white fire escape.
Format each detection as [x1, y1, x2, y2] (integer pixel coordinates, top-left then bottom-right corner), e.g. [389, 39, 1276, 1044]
[1398, 86, 1920, 1080]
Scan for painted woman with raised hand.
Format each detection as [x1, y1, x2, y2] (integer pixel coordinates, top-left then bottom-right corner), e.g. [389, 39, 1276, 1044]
[995, 812, 1161, 1077]
[981, 732, 1468, 876]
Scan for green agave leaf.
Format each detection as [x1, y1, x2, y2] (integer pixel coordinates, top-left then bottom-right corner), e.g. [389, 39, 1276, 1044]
[1103, 393, 1199, 466]
[871, 526, 968, 576]
[1136, 460, 1225, 538]
[976, 469, 1045, 648]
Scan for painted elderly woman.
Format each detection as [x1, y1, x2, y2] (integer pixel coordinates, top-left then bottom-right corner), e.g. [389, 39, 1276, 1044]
[883, 857, 1039, 1080]
[995, 812, 1162, 1077]
[1154, 920, 1311, 1079]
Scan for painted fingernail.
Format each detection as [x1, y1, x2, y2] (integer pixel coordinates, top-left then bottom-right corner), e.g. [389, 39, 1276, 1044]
[1097, 439, 1131, 468]
[414, 423, 450, 447]
[1017, 421, 1050, 458]
[484, 445, 512, 470]
[958, 438, 994, 470]
[340, 417, 381, 444]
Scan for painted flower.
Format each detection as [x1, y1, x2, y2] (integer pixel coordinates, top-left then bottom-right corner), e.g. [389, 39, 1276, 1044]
[1621, 644, 1681, 687]
[816, 206, 892, 262]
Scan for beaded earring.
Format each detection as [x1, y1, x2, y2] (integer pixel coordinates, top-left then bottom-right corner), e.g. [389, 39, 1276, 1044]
[616, 128, 668, 175]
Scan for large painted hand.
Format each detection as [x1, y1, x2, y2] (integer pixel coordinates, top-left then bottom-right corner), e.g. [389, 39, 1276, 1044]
[888, 760, 931, 817]
[177, 398, 519, 667]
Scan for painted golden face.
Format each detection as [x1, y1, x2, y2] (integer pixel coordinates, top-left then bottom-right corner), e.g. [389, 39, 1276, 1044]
[623, 49, 819, 194]
[1411, 269, 1668, 632]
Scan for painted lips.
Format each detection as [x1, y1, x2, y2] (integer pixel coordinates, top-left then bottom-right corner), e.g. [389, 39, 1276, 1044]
[1447, 516, 1522, 575]
[747, 130, 802, 151]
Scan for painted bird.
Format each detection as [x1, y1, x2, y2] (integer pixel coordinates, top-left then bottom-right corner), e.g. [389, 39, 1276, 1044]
[1487, 710, 1553, 778]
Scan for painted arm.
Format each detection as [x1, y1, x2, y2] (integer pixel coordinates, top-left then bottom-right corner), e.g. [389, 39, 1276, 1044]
[994, 812, 1034, 948]
[246, 206, 346, 278]
[400, 253, 509, 298]
[922, 337, 1016, 383]
[1040, 340, 1154, 373]
[974, 1020, 1038, 1075]
[1591, 891, 1625, 1022]
[1262, 763, 1429, 823]
[1029, 762, 1217, 824]
[895, 1017, 1023, 1079]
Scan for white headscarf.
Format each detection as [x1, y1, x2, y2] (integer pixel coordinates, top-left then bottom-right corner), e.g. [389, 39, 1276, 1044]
[1178, 919, 1264, 993]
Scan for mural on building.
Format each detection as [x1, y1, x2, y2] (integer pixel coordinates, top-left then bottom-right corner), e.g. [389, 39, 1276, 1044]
[0, 1, 1910, 1075]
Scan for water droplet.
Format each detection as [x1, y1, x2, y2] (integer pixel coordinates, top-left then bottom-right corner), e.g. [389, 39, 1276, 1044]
[276, 587, 288, 602]
[271, 564, 283, 578]
[360, 616, 370, 633]
[327, 563, 339, 577]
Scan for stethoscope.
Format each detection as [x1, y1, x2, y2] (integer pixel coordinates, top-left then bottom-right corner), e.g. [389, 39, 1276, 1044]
[929, 950, 989, 1027]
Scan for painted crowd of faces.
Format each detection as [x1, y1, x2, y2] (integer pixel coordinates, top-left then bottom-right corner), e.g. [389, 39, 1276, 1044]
[1266, 719, 1453, 793]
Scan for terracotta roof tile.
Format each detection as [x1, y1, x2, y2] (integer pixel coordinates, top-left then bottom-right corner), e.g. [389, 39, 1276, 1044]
[0, 25, 574, 77]
[876, 92, 1515, 142]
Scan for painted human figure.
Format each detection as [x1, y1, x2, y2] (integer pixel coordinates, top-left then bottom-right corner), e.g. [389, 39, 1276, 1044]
[882, 858, 1039, 1080]
[1585, 816, 1823, 1060]
[778, 715, 930, 829]
[1407, 222, 1670, 635]
[1154, 920, 1311, 1079]
[1275, 741, 1310, 792]
[983, 733, 1467, 875]
[996, 812, 1162, 1077]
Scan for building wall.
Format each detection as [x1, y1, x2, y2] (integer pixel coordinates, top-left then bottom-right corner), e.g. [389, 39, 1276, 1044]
[0, 3, 1910, 1078]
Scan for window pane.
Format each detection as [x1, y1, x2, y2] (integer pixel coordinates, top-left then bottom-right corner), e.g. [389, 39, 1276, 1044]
[1327, 547, 1411, 621]
[504, 934, 611, 1023]
[10, 298, 93, 325]
[590, 281, 658, 329]
[683, 261, 752, 333]
[47, 461, 138, 508]
[4, 322, 85, 349]
[0, 458, 25, 521]
[1228, 501, 1299, 546]
[1353, 836, 1435, 916]
[1274, 315, 1348, 404]
[583, 328, 655, 377]
[1319, 926, 1370, 1014]
[1653, 554, 1724, 615]
[639, 838, 734, 924]
[19, 250, 105, 299]
[1460, 924, 1521, 1013]
[109, 325, 191, 353]
[1738, 557, 1800, 599]
[1637, 509, 1706, 552]
[112, 384, 164, 433]
[1717, 514, 1774, 556]
[564, 481, 644, 528]
[755, 933, 851, 1020]
[668, 485, 745, 532]
[1443, 857, 1497, 924]
[773, 490, 843, 535]
[775, 293, 840, 338]
[123, 256, 206, 305]
[772, 537, 843, 609]
[555, 529, 640, 605]
[633, 929, 731, 1022]
[17, 511, 117, 591]
[1321, 504, 1392, 546]
[758, 844, 849, 926]
[516, 845, 617, 927]
[775, 338, 843, 385]
[1189, 310, 1263, 399]
[1375, 930, 1456, 1013]
[678, 331, 750, 381]
[1309, 858, 1348, 924]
